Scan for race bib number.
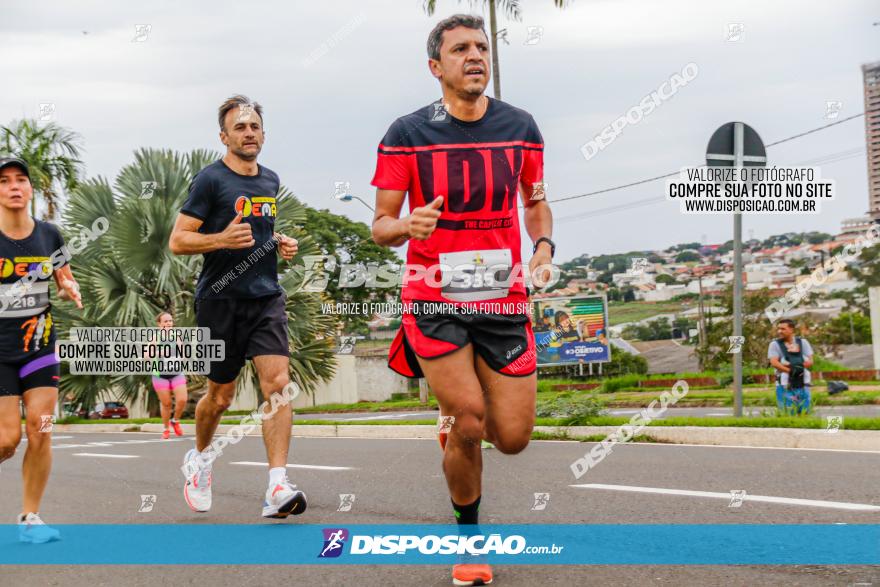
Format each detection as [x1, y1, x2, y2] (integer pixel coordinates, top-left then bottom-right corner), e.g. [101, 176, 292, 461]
[439, 249, 512, 302]
[0, 282, 50, 318]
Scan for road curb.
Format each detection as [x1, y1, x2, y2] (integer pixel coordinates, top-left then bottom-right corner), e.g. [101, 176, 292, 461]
[54, 423, 880, 451]
[553, 425, 880, 451]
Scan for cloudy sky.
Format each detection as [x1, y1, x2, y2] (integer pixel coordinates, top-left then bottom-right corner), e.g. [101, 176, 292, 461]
[1, 0, 877, 263]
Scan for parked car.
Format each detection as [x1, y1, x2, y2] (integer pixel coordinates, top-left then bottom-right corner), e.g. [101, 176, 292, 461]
[89, 402, 129, 420]
[62, 404, 89, 419]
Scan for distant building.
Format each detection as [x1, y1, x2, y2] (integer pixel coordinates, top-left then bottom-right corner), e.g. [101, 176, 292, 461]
[839, 216, 872, 238]
[612, 271, 655, 287]
[691, 264, 721, 277]
[642, 283, 688, 302]
[864, 61, 880, 219]
[782, 244, 819, 264]
[793, 271, 858, 294]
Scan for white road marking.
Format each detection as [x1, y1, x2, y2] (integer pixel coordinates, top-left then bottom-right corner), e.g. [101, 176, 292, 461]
[73, 453, 139, 459]
[230, 461, 354, 471]
[54, 438, 184, 449]
[571, 483, 880, 511]
[584, 440, 880, 455]
[22, 435, 74, 442]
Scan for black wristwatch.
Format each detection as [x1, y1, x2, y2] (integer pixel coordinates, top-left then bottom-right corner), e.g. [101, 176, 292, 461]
[533, 236, 555, 257]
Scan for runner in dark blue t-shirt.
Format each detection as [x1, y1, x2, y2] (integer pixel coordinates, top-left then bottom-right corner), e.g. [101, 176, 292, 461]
[0, 157, 84, 544]
[169, 95, 306, 520]
[180, 158, 282, 300]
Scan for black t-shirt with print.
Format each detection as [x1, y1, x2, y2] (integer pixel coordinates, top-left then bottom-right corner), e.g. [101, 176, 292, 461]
[181, 160, 282, 300]
[0, 219, 66, 361]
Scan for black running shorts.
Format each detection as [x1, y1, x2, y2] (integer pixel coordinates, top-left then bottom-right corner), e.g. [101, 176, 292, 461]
[0, 347, 60, 397]
[195, 292, 289, 384]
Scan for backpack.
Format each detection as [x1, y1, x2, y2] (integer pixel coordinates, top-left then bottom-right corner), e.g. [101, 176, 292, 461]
[775, 337, 806, 390]
[827, 380, 848, 395]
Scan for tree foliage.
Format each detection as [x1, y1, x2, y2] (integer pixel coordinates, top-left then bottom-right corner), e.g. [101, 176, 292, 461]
[304, 207, 401, 334]
[693, 285, 777, 371]
[53, 148, 336, 410]
[0, 119, 83, 219]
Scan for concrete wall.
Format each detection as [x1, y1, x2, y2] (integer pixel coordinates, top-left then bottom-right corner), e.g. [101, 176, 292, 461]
[126, 392, 151, 420]
[355, 355, 409, 401]
[291, 354, 359, 409]
[225, 354, 409, 412]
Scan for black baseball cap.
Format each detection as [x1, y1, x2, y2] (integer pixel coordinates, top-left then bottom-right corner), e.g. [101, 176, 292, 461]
[0, 157, 30, 178]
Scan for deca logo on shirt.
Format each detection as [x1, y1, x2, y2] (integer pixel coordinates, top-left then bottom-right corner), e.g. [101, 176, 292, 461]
[234, 195, 277, 218]
[0, 257, 52, 280]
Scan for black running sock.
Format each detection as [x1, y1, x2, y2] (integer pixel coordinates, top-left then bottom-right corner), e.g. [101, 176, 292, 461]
[452, 496, 481, 526]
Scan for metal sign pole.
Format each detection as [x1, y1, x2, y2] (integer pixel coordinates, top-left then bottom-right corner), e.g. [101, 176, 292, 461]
[732, 122, 744, 417]
[707, 121, 765, 418]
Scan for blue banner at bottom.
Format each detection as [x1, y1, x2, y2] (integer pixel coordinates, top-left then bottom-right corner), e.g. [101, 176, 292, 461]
[3, 524, 879, 565]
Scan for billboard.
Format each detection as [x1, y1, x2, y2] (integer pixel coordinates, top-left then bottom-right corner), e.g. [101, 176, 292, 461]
[531, 295, 610, 366]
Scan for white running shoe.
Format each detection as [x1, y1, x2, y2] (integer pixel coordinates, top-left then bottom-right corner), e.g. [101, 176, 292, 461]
[262, 476, 307, 519]
[183, 448, 212, 513]
[17, 512, 61, 544]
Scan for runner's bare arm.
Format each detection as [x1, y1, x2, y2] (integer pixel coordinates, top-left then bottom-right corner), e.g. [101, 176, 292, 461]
[520, 181, 553, 248]
[372, 189, 444, 246]
[521, 182, 553, 287]
[169, 212, 254, 255]
[53, 264, 82, 308]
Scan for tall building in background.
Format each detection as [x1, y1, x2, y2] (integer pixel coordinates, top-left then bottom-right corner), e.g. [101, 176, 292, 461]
[864, 61, 880, 219]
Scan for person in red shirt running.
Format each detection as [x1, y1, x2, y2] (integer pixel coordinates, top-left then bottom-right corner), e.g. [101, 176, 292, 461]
[371, 14, 554, 586]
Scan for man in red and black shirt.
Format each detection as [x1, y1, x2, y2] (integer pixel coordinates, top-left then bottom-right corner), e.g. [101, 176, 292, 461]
[371, 14, 554, 586]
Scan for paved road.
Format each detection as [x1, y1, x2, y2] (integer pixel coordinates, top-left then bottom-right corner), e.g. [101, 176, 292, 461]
[297, 404, 880, 422]
[2, 431, 879, 586]
[631, 339, 701, 374]
[831, 344, 874, 370]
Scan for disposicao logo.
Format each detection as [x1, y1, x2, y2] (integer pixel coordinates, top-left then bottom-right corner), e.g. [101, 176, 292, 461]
[318, 528, 349, 558]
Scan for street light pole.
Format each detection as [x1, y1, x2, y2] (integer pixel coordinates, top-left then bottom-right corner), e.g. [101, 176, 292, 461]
[336, 192, 375, 212]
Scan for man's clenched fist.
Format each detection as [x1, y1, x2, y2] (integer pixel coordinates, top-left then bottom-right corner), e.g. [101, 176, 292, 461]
[274, 232, 298, 261]
[404, 195, 444, 241]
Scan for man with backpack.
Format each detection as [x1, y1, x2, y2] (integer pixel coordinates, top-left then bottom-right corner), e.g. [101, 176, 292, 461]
[768, 318, 814, 415]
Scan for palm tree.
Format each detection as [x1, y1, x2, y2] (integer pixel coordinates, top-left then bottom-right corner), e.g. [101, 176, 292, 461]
[53, 148, 337, 414]
[422, 0, 571, 100]
[0, 119, 83, 219]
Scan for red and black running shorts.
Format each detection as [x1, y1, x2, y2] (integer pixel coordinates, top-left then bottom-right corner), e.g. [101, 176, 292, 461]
[388, 301, 536, 379]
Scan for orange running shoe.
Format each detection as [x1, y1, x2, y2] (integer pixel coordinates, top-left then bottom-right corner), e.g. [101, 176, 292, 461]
[452, 562, 493, 586]
[171, 419, 183, 437]
[162, 428, 171, 440]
